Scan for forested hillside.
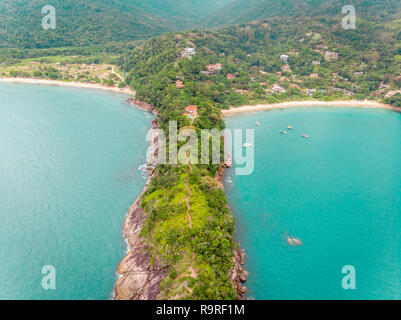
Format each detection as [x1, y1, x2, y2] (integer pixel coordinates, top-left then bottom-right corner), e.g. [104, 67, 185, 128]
[121, 6, 401, 116]
[0, 0, 232, 49]
[204, 0, 401, 27]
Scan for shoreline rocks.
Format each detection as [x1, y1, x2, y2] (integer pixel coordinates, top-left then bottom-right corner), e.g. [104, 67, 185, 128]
[229, 247, 248, 299]
[114, 194, 167, 300]
[114, 102, 164, 300]
[126, 98, 158, 115]
[216, 165, 249, 300]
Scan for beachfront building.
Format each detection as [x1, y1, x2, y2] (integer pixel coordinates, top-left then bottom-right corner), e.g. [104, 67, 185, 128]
[303, 88, 317, 96]
[267, 84, 286, 94]
[184, 105, 198, 120]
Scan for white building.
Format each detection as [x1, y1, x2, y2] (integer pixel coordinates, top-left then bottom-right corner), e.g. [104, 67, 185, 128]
[182, 48, 196, 59]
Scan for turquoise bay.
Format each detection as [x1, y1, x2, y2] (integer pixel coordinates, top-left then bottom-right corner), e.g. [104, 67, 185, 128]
[0, 83, 151, 299]
[225, 107, 401, 300]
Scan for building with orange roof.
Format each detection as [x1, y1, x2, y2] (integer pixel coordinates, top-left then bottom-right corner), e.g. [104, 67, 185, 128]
[175, 80, 184, 89]
[207, 63, 222, 73]
[184, 105, 198, 120]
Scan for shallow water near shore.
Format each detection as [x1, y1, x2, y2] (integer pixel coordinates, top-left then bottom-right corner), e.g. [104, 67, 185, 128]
[225, 107, 401, 299]
[0, 83, 151, 299]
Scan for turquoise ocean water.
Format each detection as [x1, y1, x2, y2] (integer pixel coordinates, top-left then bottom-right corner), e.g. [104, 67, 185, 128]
[225, 107, 401, 300]
[0, 83, 151, 299]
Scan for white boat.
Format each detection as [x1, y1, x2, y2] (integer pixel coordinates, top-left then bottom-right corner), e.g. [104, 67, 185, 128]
[243, 143, 253, 148]
[256, 122, 261, 126]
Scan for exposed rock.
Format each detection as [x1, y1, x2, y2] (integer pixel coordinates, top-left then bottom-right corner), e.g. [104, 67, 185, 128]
[126, 97, 158, 115]
[215, 165, 226, 189]
[114, 105, 165, 300]
[114, 195, 167, 300]
[229, 248, 248, 299]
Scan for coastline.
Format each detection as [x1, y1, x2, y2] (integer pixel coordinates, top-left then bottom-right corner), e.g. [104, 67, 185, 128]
[114, 102, 163, 299]
[0, 77, 136, 96]
[222, 100, 401, 116]
[1, 77, 248, 299]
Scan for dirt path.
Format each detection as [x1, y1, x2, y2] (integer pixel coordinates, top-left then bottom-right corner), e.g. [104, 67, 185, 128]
[111, 66, 124, 82]
[185, 149, 193, 230]
[184, 182, 193, 230]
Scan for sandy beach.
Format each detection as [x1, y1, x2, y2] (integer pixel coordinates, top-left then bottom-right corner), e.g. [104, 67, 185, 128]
[0, 77, 136, 95]
[222, 100, 401, 116]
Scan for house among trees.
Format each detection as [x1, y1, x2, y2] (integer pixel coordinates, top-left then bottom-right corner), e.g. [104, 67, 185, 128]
[310, 73, 319, 78]
[184, 105, 198, 120]
[227, 73, 235, 80]
[268, 84, 286, 93]
[175, 80, 184, 89]
[181, 47, 196, 59]
[281, 65, 290, 71]
[201, 71, 212, 76]
[316, 44, 328, 50]
[280, 54, 289, 62]
[312, 60, 321, 65]
[207, 63, 223, 73]
[303, 88, 317, 96]
[325, 51, 339, 60]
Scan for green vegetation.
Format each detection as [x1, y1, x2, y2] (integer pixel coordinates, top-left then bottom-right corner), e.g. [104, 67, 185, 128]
[121, 9, 401, 109]
[2, 0, 401, 300]
[112, 2, 401, 299]
[0, 0, 232, 49]
[204, 0, 401, 28]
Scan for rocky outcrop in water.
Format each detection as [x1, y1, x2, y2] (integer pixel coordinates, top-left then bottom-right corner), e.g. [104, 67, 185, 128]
[114, 195, 167, 300]
[229, 248, 248, 299]
[114, 111, 165, 300]
[126, 98, 158, 115]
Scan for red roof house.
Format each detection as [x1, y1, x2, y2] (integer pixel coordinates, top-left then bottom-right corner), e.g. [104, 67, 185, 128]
[207, 63, 222, 72]
[175, 80, 184, 89]
[184, 105, 198, 120]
